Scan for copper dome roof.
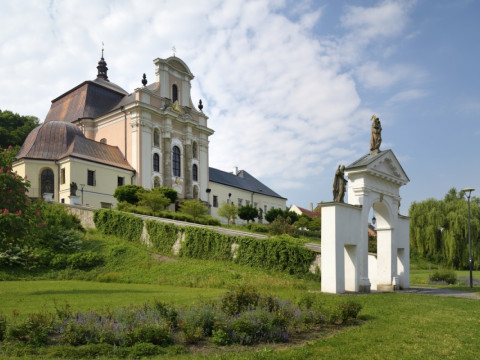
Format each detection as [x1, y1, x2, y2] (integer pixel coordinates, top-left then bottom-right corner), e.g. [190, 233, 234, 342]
[16, 121, 134, 171]
[16, 121, 85, 160]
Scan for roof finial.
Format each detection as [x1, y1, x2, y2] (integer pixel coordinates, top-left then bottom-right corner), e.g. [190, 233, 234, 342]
[198, 99, 203, 111]
[142, 73, 147, 87]
[172, 45, 176, 57]
[96, 42, 109, 81]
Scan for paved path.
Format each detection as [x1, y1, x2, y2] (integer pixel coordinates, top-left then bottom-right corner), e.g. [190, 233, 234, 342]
[400, 286, 480, 299]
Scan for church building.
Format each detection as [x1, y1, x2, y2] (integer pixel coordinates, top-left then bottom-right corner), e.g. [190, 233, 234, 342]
[13, 52, 287, 217]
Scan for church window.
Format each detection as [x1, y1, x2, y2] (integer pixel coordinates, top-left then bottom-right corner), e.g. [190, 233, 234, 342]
[60, 168, 65, 185]
[172, 146, 181, 177]
[41, 169, 54, 195]
[153, 129, 160, 147]
[153, 153, 160, 172]
[117, 176, 124, 187]
[172, 84, 178, 103]
[192, 164, 198, 181]
[213, 195, 218, 208]
[87, 170, 96, 186]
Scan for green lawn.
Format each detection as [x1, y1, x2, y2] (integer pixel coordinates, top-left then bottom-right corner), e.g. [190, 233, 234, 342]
[1, 229, 479, 359]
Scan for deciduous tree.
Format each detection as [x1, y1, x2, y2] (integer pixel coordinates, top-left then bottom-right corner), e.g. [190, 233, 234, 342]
[179, 199, 207, 221]
[217, 202, 237, 225]
[238, 204, 258, 223]
[0, 110, 39, 148]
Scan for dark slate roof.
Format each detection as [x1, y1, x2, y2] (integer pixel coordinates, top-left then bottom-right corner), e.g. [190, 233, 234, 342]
[209, 167, 286, 199]
[346, 151, 388, 169]
[16, 121, 134, 171]
[45, 79, 128, 123]
[346, 149, 409, 181]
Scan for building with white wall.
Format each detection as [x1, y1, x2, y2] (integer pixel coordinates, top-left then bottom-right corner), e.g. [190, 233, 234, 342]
[13, 52, 287, 214]
[209, 167, 287, 224]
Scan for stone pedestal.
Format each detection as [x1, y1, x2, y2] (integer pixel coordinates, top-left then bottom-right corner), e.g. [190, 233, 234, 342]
[69, 195, 80, 205]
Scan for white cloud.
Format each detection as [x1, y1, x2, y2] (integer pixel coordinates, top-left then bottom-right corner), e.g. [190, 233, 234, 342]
[0, 0, 421, 206]
[355, 62, 425, 90]
[387, 89, 427, 103]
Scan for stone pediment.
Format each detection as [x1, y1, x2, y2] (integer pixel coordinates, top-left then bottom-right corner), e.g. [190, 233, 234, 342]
[345, 150, 409, 186]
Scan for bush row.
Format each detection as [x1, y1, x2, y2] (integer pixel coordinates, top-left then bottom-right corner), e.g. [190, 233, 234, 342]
[0, 287, 362, 349]
[94, 210, 317, 276]
[116, 201, 221, 226]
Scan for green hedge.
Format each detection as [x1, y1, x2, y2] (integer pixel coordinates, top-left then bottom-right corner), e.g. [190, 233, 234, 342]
[94, 210, 316, 276]
[235, 236, 316, 275]
[93, 210, 143, 243]
[180, 227, 234, 261]
[145, 220, 180, 254]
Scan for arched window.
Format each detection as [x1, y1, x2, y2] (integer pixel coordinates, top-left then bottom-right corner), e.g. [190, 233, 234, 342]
[192, 164, 198, 182]
[153, 129, 160, 147]
[153, 153, 160, 172]
[192, 141, 198, 159]
[172, 84, 178, 103]
[41, 169, 54, 195]
[153, 176, 161, 188]
[172, 146, 181, 177]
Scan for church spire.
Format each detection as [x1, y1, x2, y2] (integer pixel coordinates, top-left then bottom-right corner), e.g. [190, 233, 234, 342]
[96, 43, 109, 81]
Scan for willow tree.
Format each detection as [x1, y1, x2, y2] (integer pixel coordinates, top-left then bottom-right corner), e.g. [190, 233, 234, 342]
[409, 188, 480, 269]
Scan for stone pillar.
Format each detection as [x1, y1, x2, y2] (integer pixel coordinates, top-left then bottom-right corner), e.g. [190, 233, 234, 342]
[184, 142, 192, 199]
[163, 134, 172, 188]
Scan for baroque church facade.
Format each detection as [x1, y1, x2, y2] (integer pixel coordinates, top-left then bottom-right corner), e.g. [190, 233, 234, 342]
[13, 53, 287, 221]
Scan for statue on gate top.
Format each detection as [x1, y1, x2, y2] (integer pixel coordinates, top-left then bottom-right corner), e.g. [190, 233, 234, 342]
[333, 165, 347, 203]
[370, 115, 382, 154]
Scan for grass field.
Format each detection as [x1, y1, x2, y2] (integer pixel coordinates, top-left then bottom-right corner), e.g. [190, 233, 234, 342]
[1, 229, 479, 359]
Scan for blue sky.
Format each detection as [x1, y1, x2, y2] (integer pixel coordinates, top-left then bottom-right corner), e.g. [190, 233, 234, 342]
[1, 0, 479, 214]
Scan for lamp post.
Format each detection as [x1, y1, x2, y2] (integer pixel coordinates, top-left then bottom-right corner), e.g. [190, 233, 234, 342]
[206, 188, 211, 214]
[462, 188, 475, 288]
[80, 184, 85, 205]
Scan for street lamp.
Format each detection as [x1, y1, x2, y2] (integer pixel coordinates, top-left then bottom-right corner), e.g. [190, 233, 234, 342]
[80, 184, 85, 205]
[462, 187, 475, 288]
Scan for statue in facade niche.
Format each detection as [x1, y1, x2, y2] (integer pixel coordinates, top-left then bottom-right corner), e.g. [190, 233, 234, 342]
[333, 165, 347, 203]
[70, 182, 78, 196]
[370, 115, 382, 154]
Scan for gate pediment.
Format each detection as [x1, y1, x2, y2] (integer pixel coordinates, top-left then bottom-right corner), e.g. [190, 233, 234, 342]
[345, 150, 409, 186]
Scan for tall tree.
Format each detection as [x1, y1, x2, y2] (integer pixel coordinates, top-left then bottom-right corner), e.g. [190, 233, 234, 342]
[237, 204, 258, 223]
[179, 199, 207, 221]
[0, 110, 39, 148]
[217, 202, 237, 225]
[409, 188, 480, 269]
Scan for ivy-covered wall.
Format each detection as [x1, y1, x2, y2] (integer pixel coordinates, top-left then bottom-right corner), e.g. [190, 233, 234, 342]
[94, 209, 318, 276]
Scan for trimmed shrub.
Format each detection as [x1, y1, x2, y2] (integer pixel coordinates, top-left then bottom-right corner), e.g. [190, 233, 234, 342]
[67, 251, 104, 269]
[6, 312, 55, 345]
[429, 269, 457, 284]
[329, 300, 363, 324]
[220, 285, 260, 316]
[244, 222, 269, 233]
